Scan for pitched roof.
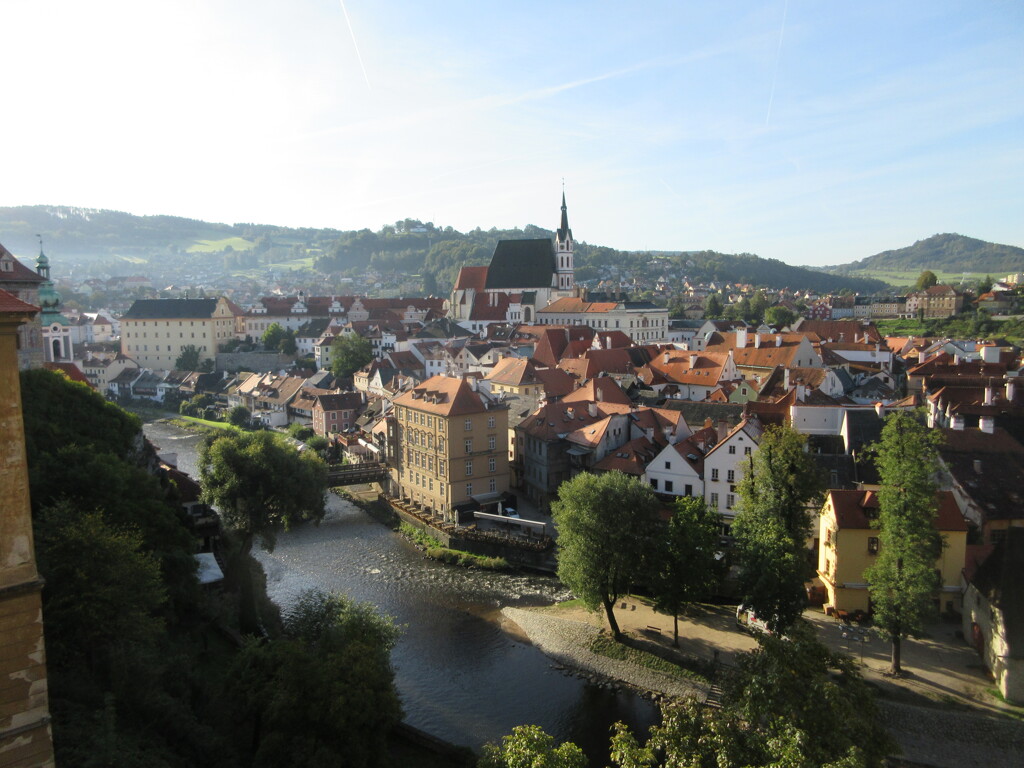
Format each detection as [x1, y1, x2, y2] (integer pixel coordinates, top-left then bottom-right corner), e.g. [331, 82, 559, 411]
[485, 239, 556, 290]
[453, 266, 489, 292]
[122, 298, 219, 319]
[43, 361, 91, 385]
[393, 374, 495, 417]
[827, 489, 966, 531]
[0, 287, 39, 315]
[0, 244, 44, 285]
[561, 376, 633, 406]
[593, 436, 661, 475]
[315, 392, 364, 412]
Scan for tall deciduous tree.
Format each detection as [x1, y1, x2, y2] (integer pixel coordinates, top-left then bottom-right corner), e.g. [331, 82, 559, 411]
[733, 424, 823, 634]
[330, 333, 373, 380]
[704, 292, 723, 319]
[199, 431, 327, 630]
[224, 590, 401, 768]
[865, 411, 944, 675]
[551, 472, 661, 640]
[175, 343, 202, 370]
[479, 725, 586, 768]
[915, 270, 938, 290]
[650, 496, 721, 647]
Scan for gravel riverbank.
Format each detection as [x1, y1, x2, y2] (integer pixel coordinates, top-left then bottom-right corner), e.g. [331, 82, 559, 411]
[502, 606, 708, 701]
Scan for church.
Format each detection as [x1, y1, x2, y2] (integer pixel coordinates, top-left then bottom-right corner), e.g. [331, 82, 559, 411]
[449, 193, 576, 331]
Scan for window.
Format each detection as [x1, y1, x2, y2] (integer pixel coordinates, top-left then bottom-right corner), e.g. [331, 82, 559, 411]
[650, 478, 658, 490]
[727, 469, 735, 482]
[465, 418, 472, 431]
[440, 482, 445, 495]
[664, 461, 671, 469]
[868, 536, 880, 554]
[488, 435, 496, 450]
[744, 447, 752, 456]
[465, 460, 473, 476]
[465, 439, 473, 453]
[466, 483, 473, 497]
[728, 445, 736, 455]
[489, 477, 496, 493]
[726, 494, 735, 509]
[488, 416, 495, 428]
[684, 484, 692, 496]
[665, 481, 673, 493]
[711, 468, 719, 481]
[489, 457, 496, 472]
[710, 493, 719, 508]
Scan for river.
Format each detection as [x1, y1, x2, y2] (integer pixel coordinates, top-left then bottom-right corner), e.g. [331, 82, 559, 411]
[144, 421, 659, 765]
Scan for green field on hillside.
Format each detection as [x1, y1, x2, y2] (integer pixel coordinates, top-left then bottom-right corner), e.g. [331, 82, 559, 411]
[187, 236, 256, 253]
[845, 269, 991, 288]
[231, 256, 318, 279]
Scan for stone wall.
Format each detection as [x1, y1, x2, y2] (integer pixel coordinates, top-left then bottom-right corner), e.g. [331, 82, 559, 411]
[215, 351, 293, 373]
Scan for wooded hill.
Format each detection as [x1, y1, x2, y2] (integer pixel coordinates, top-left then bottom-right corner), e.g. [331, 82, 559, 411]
[1, 204, 885, 295]
[825, 233, 1024, 277]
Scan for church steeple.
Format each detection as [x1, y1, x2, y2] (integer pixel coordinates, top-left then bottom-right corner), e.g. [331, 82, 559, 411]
[555, 189, 574, 293]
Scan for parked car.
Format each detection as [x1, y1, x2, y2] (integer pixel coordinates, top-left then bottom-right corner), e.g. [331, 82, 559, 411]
[735, 604, 771, 634]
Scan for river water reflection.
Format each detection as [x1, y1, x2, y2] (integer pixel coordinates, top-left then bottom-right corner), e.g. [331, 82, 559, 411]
[144, 421, 659, 765]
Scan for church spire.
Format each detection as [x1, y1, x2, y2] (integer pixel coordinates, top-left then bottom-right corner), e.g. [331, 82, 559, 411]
[555, 188, 574, 293]
[557, 190, 572, 243]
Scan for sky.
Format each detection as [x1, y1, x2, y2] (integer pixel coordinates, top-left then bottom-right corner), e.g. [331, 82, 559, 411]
[2, 1, 1022, 266]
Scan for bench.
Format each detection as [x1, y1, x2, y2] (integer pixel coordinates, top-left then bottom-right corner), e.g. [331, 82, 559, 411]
[645, 625, 661, 633]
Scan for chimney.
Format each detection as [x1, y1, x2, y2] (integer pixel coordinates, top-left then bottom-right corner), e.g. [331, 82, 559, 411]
[717, 419, 728, 443]
[984, 385, 994, 406]
[646, 427, 654, 441]
[468, 376, 478, 392]
[974, 459, 983, 474]
[784, 368, 791, 390]
[736, 328, 747, 348]
[704, 417, 714, 429]
[596, 387, 604, 402]
[980, 415, 995, 434]
[689, 354, 697, 368]
[875, 402, 885, 419]
[754, 334, 762, 348]
[1007, 379, 1017, 402]
[663, 352, 670, 364]
[951, 413, 965, 431]
[776, 334, 782, 347]
[588, 402, 597, 417]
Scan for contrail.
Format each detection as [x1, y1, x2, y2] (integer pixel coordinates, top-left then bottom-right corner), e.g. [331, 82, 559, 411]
[339, 0, 371, 90]
[765, 0, 789, 125]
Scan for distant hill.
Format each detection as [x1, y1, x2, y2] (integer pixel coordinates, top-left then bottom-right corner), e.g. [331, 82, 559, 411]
[0, 204, 887, 295]
[826, 233, 1024, 277]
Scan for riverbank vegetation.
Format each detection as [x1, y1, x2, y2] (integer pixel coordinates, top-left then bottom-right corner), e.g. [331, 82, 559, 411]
[19, 369, 405, 767]
[399, 523, 511, 570]
[589, 631, 712, 683]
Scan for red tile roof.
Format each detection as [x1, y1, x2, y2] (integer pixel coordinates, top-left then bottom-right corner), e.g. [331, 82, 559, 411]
[0, 288, 39, 315]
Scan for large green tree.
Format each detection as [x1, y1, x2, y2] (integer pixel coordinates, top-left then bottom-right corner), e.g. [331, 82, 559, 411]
[551, 472, 661, 640]
[175, 343, 202, 370]
[865, 411, 944, 675]
[650, 496, 721, 647]
[764, 304, 796, 329]
[609, 625, 895, 768]
[223, 590, 401, 768]
[330, 333, 373, 379]
[479, 725, 586, 768]
[732, 424, 823, 634]
[915, 270, 938, 290]
[199, 431, 327, 630]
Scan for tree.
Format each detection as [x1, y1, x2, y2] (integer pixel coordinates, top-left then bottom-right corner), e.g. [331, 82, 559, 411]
[732, 425, 823, 634]
[915, 270, 938, 290]
[703, 292, 723, 318]
[227, 405, 251, 428]
[551, 472, 661, 640]
[864, 411, 944, 675]
[224, 590, 401, 768]
[330, 333, 373, 380]
[480, 725, 586, 768]
[764, 305, 796, 329]
[175, 344, 202, 371]
[650, 496, 721, 647]
[261, 322, 288, 352]
[199, 431, 327, 630]
[609, 625, 895, 768]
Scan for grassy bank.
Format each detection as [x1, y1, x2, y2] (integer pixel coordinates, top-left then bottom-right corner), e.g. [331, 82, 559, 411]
[398, 523, 511, 571]
[590, 631, 713, 683]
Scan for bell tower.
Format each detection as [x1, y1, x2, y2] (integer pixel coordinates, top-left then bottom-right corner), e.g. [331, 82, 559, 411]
[555, 190, 574, 293]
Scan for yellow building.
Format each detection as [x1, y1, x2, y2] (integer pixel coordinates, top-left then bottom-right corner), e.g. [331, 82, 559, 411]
[121, 297, 241, 369]
[392, 374, 509, 523]
[818, 489, 968, 614]
[0, 289, 55, 767]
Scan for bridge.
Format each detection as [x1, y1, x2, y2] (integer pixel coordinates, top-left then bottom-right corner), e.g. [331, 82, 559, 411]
[327, 462, 389, 486]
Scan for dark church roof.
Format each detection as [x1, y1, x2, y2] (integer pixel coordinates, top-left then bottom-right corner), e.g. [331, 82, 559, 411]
[122, 298, 219, 319]
[485, 239, 556, 291]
